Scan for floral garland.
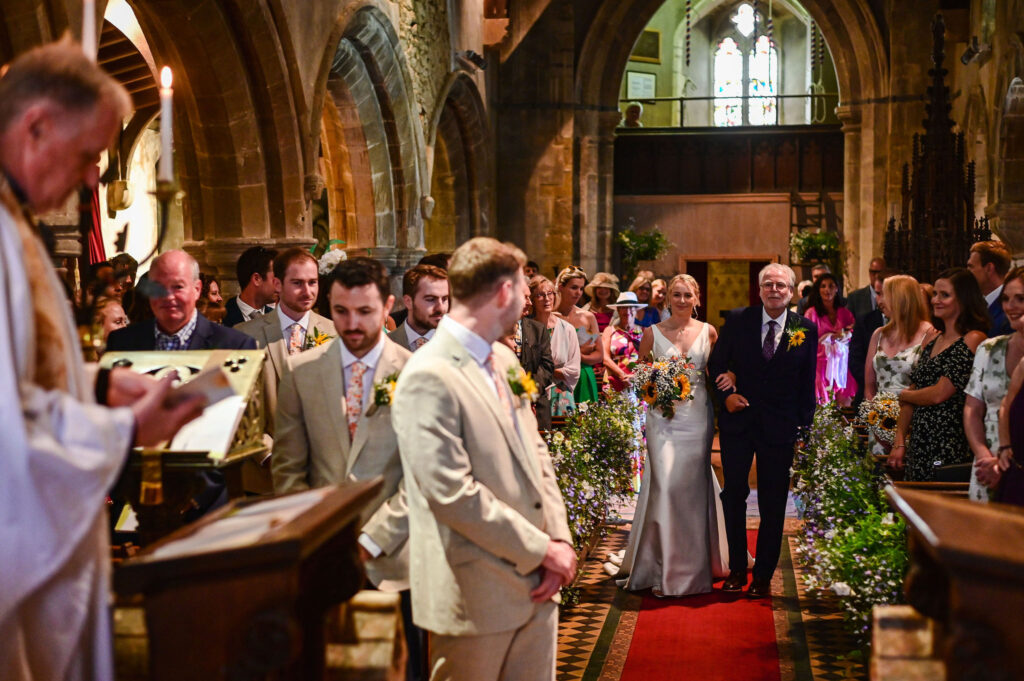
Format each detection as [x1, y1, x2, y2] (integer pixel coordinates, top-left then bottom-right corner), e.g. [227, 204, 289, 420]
[792, 402, 908, 647]
[546, 392, 643, 604]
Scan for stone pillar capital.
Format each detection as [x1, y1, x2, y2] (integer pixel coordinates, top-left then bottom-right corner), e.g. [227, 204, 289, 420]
[835, 104, 862, 132]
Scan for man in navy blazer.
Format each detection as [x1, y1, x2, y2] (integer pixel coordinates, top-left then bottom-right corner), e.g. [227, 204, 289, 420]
[967, 241, 1012, 337]
[708, 263, 817, 598]
[107, 250, 257, 352]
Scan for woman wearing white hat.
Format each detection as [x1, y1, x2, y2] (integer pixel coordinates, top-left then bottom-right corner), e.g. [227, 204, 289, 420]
[601, 291, 647, 391]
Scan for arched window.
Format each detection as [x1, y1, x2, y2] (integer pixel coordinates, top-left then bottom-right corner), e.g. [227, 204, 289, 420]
[713, 3, 778, 126]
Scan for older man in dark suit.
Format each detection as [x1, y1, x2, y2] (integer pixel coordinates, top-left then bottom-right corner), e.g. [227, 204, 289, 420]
[107, 250, 257, 352]
[709, 263, 817, 598]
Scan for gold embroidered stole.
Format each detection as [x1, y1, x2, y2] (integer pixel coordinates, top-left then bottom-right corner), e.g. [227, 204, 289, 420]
[0, 179, 71, 392]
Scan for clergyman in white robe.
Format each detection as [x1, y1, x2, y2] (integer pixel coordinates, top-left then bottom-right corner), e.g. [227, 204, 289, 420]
[0, 179, 136, 680]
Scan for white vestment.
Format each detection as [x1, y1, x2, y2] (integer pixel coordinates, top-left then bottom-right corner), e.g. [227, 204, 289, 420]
[0, 186, 135, 681]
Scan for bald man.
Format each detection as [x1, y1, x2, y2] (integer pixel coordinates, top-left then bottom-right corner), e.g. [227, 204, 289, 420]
[106, 250, 257, 352]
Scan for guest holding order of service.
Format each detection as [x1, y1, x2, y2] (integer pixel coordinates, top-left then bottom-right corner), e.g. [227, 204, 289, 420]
[891, 268, 988, 481]
[964, 266, 1024, 501]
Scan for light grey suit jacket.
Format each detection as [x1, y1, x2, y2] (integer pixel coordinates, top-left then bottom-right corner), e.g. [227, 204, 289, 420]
[392, 325, 572, 636]
[386, 323, 410, 351]
[273, 336, 412, 588]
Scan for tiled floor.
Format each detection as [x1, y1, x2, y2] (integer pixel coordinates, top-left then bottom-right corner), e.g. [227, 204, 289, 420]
[556, 504, 867, 681]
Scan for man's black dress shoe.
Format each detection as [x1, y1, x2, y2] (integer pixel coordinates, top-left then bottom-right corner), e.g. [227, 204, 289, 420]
[721, 573, 747, 592]
[747, 578, 771, 598]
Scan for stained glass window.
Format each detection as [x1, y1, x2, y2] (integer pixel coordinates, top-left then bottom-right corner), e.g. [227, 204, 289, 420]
[713, 37, 743, 127]
[748, 35, 778, 126]
[713, 4, 778, 127]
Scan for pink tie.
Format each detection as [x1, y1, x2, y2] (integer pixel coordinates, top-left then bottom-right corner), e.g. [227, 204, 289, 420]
[413, 337, 428, 351]
[487, 353, 514, 418]
[346, 361, 366, 441]
[286, 323, 303, 355]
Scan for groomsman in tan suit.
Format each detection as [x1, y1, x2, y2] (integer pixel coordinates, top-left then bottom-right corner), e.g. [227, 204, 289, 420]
[272, 257, 424, 678]
[387, 264, 449, 352]
[236, 248, 333, 493]
[393, 237, 575, 681]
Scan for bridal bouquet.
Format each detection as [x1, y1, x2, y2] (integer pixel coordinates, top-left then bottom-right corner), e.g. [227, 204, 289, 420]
[857, 391, 900, 444]
[629, 356, 698, 419]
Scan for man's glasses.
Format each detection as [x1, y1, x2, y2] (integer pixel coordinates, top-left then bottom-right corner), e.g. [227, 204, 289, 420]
[760, 281, 791, 291]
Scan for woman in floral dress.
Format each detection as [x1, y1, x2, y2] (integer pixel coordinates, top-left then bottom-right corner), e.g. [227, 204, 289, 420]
[601, 292, 645, 391]
[964, 267, 1024, 501]
[891, 269, 988, 481]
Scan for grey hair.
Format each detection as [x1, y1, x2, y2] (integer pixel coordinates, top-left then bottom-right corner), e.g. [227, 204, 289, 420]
[758, 263, 796, 289]
[152, 249, 201, 282]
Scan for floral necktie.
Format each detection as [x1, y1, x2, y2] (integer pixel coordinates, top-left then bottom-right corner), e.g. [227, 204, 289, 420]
[286, 322, 303, 355]
[413, 337, 428, 351]
[346, 361, 366, 441]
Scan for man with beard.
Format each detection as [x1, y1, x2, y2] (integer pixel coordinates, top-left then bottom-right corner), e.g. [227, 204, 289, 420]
[388, 264, 449, 351]
[272, 257, 423, 678]
[237, 248, 333, 493]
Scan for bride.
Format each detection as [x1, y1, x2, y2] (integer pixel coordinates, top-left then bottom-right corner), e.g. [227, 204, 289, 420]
[612, 274, 730, 596]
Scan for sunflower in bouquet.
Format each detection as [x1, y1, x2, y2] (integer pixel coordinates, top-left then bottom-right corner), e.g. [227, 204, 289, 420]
[857, 391, 900, 444]
[629, 356, 698, 419]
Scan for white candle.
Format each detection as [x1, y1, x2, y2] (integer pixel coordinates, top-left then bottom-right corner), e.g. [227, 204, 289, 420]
[158, 67, 173, 182]
[82, 0, 96, 62]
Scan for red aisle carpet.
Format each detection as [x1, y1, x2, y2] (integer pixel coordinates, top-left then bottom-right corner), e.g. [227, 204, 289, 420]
[619, 530, 780, 681]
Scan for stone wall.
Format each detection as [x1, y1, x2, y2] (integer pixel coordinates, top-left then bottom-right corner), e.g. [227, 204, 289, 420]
[396, 0, 453, 137]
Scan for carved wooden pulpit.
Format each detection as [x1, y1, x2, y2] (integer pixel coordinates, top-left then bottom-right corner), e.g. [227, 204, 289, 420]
[114, 481, 382, 681]
[886, 486, 1024, 680]
[100, 349, 268, 544]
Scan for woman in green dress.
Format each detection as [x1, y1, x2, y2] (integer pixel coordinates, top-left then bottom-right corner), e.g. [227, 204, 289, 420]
[555, 266, 602, 403]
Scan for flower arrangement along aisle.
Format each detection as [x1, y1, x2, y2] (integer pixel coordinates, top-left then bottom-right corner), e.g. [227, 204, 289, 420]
[792, 401, 909, 647]
[546, 391, 643, 604]
[628, 356, 698, 418]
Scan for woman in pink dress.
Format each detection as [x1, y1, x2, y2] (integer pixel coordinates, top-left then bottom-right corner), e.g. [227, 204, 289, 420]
[804, 272, 857, 405]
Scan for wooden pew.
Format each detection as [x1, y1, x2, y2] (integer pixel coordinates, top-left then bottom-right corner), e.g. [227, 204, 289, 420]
[886, 486, 1024, 680]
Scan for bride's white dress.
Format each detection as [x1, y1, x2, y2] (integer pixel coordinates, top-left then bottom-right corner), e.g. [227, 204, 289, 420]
[617, 323, 730, 595]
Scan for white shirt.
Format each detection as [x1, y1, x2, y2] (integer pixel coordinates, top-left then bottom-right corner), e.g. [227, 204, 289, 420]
[237, 296, 275, 322]
[985, 284, 1003, 309]
[278, 308, 311, 346]
[869, 286, 878, 310]
[439, 315, 498, 399]
[761, 307, 786, 351]
[339, 333, 387, 413]
[402, 320, 434, 350]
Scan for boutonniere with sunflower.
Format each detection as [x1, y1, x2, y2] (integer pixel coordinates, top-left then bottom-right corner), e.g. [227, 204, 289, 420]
[372, 371, 401, 408]
[785, 320, 807, 351]
[302, 327, 335, 350]
[507, 366, 539, 404]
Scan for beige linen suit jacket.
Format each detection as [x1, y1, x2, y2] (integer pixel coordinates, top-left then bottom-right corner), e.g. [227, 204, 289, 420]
[273, 336, 412, 589]
[392, 325, 572, 637]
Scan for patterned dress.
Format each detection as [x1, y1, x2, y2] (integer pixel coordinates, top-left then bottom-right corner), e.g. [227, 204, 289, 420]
[964, 335, 1013, 501]
[606, 327, 640, 391]
[869, 335, 923, 455]
[905, 337, 975, 482]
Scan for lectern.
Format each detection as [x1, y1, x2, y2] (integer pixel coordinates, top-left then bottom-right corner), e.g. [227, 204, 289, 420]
[100, 349, 268, 544]
[115, 481, 382, 681]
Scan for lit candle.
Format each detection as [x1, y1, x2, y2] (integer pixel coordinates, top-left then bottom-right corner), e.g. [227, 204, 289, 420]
[158, 67, 173, 182]
[82, 0, 96, 62]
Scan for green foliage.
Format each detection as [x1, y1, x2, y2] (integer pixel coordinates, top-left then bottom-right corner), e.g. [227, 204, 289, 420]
[547, 391, 643, 605]
[617, 225, 672, 281]
[790, 229, 844, 277]
[792, 403, 908, 648]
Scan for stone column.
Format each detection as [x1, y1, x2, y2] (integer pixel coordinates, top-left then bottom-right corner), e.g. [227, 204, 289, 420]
[185, 237, 315, 298]
[836, 104, 864, 286]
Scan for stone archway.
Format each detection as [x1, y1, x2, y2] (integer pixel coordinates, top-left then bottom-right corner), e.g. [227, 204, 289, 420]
[424, 73, 493, 252]
[992, 77, 1024, 254]
[313, 4, 427, 275]
[573, 0, 888, 277]
[125, 0, 310, 286]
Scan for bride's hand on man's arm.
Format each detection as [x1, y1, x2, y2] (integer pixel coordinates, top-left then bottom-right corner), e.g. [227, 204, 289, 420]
[715, 371, 736, 391]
